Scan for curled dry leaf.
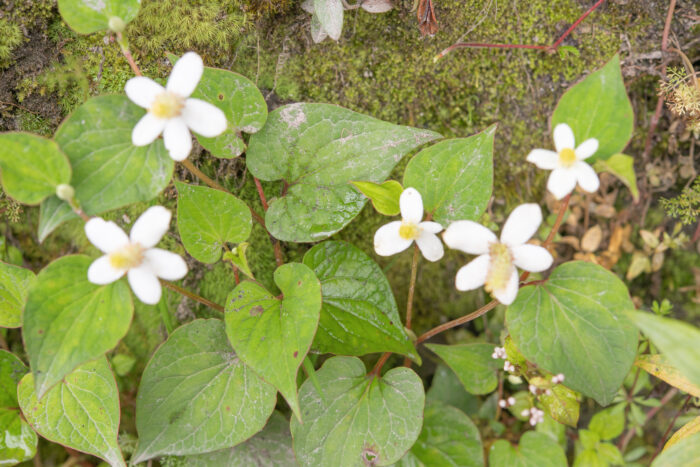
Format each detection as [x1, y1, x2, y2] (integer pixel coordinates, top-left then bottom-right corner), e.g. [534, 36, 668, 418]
[361, 0, 393, 13]
[416, 0, 438, 36]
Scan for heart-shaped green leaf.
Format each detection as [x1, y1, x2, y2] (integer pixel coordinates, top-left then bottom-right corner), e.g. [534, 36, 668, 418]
[291, 356, 424, 466]
[179, 411, 293, 466]
[246, 103, 441, 242]
[403, 127, 495, 225]
[57, 0, 140, 34]
[626, 311, 700, 388]
[132, 319, 277, 463]
[225, 263, 321, 420]
[38, 95, 173, 242]
[23, 255, 133, 398]
[396, 401, 483, 467]
[0, 350, 37, 465]
[552, 55, 633, 163]
[426, 343, 499, 395]
[489, 431, 567, 467]
[18, 357, 125, 467]
[507, 261, 638, 406]
[175, 182, 252, 263]
[302, 241, 417, 360]
[0, 133, 71, 205]
[191, 66, 267, 158]
[0, 261, 36, 328]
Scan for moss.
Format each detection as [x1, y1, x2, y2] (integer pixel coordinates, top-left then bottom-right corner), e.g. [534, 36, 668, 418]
[1, 0, 55, 31]
[0, 18, 23, 69]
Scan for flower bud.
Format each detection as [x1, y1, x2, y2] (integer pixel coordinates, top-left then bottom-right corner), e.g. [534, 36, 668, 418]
[56, 184, 75, 201]
[108, 16, 127, 33]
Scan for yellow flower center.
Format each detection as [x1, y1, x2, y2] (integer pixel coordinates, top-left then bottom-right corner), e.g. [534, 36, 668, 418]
[109, 243, 145, 270]
[485, 242, 513, 294]
[558, 148, 577, 167]
[399, 222, 420, 240]
[150, 92, 184, 119]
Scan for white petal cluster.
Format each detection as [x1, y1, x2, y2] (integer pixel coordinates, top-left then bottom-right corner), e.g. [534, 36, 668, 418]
[551, 373, 565, 384]
[85, 206, 187, 305]
[374, 188, 444, 262]
[521, 407, 545, 426]
[443, 204, 553, 305]
[491, 346, 507, 359]
[526, 123, 600, 200]
[125, 52, 227, 161]
[498, 397, 516, 408]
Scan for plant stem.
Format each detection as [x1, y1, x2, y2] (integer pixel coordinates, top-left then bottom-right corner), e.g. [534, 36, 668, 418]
[651, 394, 692, 461]
[371, 352, 392, 376]
[253, 176, 284, 267]
[116, 31, 142, 76]
[618, 387, 679, 453]
[434, 0, 606, 60]
[405, 245, 420, 330]
[254, 177, 269, 211]
[416, 300, 499, 345]
[161, 281, 224, 314]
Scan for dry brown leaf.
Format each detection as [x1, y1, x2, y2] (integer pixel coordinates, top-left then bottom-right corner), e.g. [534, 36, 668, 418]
[595, 205, 617, 218]
[581, 225, 603, 253]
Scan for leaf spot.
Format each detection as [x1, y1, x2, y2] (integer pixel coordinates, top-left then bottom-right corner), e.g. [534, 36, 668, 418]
[250, 305, 264, 317]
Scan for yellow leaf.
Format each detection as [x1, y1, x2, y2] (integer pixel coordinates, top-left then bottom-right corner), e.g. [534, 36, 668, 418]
[664, 416, 700, 451]
[635, 354, 700, 397]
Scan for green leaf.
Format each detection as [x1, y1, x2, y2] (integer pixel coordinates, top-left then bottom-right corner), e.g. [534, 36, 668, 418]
[290, 356, 424, 466]
[403, 128, 495, 225]
[573, 450, 606, 467]
[302, 241, 418, 360]
[314, 0, 343, 40]
[180, 412, 293, 466]
[652, 432, 700, 467]
[23, 255, 133, 398]
[132, 319, 276, 463]
[425, 343, 499, 395]
[598, 443, 624, 465]
[17, 357, 125, 467]
[626, 311, 700, 388]
[0, 261, 36, 328]
[426, 364, 479, 416]
[536, 378, 580, 427]
[225, 263, 322, 421]
[39, 95, 173, 242]
[594, 153, 639, 201]
[350, 180, 403, 216]
[397, 402, 484, 467]
[489, 431, 567, 467]
[191, 65, 268, 158]
[0, 133, 71, 205]
[0, 351, 37, 466]
[665, 416, 700, 451]
[551, 55, 634, 162]
[506, 261, 638, 406]
[246, 103, 441, 242]
[57, 0, 140, 34]
[175, 182, 252, 263]
[589, 404, 625, 440]
[222, 242, 254, 279]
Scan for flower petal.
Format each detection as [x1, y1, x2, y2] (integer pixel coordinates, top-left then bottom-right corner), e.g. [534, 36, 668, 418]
[400, 187, 424, 224]
[182, 98, 227, 137]
[163, 118, 193, 161]
[127, 265, 162, 305]
[575, 138, 599, 160]
[574, 161, 600, 193]
[419, 221, 443, 234]
[166, 51, 203, 97]
[443, 220, 497, 255]
[415, 231, 444, 262]
[130, 206, 171, 248]
[511, 244, 553, 272]
[374, 221, 412, 256]
[124, 77, 164, 108]
[132, 113, 166, 146]
[87, 255, 126, 285]
[547, 167, 578, 200]
[553, 123, 575, 152]
[455, 254, 490, 291]
[492, 268, 519, 305]
[85, 217, 129, 254]
[526, 149, 559, 170]
[143, 248, 188, 280]
[500, 204, 542, 246]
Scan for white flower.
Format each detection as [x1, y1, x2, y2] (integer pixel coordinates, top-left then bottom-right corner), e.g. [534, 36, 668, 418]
[526, 123, 600, 200]
[373, 188, 444, 262]
[504, 361, 516, 373]
[85, 206, 187, 305]
[442, 204, 553, 305]
[125, 52, 227, 161]
[492, 346, 507, 359]
[552, 373, 565, 384]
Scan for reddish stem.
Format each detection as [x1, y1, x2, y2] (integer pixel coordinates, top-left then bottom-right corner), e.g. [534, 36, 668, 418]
[371, 352, 392, 376]
[551, 0, 606, 49]
[116, 32, 142, 76]
[254, 177, 269, 211]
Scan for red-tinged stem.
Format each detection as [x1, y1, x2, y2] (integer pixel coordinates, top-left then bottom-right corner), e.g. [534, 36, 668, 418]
[116, 32, 142, 76]
[254, 177, 269, 211]
[651, 394, 692, 462]
[550, 0, 606, 49]
[403, 245, 422, 367]
[416, 300, 499, 345]
[253, 177, 284, 266]
[371, 352, 392, 376]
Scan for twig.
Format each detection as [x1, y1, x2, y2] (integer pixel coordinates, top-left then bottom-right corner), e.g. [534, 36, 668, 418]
[161, 281, 224, 313]
[435, 0, 606, 60]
